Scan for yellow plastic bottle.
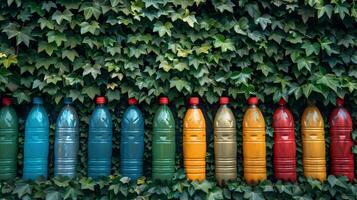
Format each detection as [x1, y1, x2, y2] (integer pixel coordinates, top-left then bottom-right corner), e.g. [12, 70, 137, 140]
[243, 97, 266, 184]
[183, 97, 206, 181]
[301, 101, 326, 182]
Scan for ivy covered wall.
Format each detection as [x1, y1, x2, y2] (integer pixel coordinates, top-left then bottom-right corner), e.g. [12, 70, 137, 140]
[0, 0, 357, 199]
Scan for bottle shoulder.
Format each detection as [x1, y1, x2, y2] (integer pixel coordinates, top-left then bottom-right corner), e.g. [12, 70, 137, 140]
[301, 106, 324, 128]
[272, 107, 294, 128]
[26, 106, 49, 127]
[153, 106, 175, 128]
[243, 106, 265, 128]
[183, 108, 205, 128]
[89, 106, 112, 128]
[0, 106, 18, 128]
[121, 106, 144, 128]
[329, 107, 352, 128]
[56, 106, 79, 128]
[214, 106, 236, 128]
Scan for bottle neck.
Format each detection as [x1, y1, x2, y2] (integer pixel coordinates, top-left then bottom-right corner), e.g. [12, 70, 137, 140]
[191, 104, 198, 109]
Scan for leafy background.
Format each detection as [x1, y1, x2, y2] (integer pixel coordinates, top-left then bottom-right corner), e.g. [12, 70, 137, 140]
[1, 0, 357, 199]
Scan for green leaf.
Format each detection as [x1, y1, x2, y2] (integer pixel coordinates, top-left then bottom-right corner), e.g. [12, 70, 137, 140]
[51, 10, 73, 24]
[82, 86, 100, 99]
[12, 183, 31, 198]
[153, 21, 173, 37]
[1, 55, 18, 68]
[62, 50, 79, 62]
[255, 15, 272, 30]
[45, 191, 61, 200]
[79, 177, 96, 191]
[80, 21, 100, 35]
[213, 34, 235, 52]
[169, 78, 192, 92]
[317, 4, 333, 18]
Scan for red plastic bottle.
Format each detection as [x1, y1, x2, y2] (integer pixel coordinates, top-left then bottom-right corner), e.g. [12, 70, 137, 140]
[272, 98, 296, 182]
[329, 97, 354, 181]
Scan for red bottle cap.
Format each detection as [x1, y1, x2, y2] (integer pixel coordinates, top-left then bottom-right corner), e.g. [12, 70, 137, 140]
[2, 97, 12, 106]
[247, 97, 258, 105]
[128, 98, 138, 105]
[278, 98, 286, 106]
[219, 97, 229, 105]
[189, 97, 199, 105]
[336, 97, 344, 106]
[95, 96, 106, 104]
[159, 97, 169, 105]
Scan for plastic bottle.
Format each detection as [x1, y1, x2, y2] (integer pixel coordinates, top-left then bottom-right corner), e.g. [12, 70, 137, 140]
[214, 97, 237, 185]
[183, 97, 206, 181]
[152, 97, 176, 182]
[0, 97, 18, 180]
[120, 98, 144, 181]
[23, 97, 49, 180]
[54, 97, 79, 178]
[329, 98, 354, 181]
[272, 98, 296, 182]
[88, 96, 113, 179]
[243, 97, 266, 184]
[301, 101, 326, 182]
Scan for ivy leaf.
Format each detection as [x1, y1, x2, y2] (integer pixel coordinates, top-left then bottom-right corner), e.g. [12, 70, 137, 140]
[80, 21, 100, 35]
[80, 3, 102, 20]
[82, 86, 100, 99]
[169, 78, 192, 92]
[12, 183, 31, 198]
[213, 34, 235, 52]
[182, 9, 197, 27]
[45, 191, 61, 200]
[62, 50, 79, 62]
[230, 68, 253, 86]
[255, 15, 272, 30]
[317, 4, 333, 18]
[1, 54, 18, 68]
[334, 4, 349, 20]
[51, 10, 73, 24]
[2, 23, 33, 46]
[153, 21, 173, 37]
[301, 42, 320, 56]
[315, 74, 339, 93]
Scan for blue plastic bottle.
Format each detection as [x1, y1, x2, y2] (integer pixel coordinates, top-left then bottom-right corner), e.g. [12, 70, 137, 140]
[120, 98, 144, 181]
[54, 97, 79, 178]
[88, 96, 113, 179]
[23, 97, 49, 180]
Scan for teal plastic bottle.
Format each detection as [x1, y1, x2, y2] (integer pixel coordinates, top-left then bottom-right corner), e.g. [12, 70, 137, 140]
[88, 96, 113, 179]
[120, 98, 144, 181]
[23, 97, 49, 180]
[152, 97, 176, 182]
[0, 97, 18, 180]
[54, 97, 79, 178]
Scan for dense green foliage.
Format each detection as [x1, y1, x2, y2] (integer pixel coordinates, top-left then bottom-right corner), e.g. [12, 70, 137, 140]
[1, 0, 357, 199]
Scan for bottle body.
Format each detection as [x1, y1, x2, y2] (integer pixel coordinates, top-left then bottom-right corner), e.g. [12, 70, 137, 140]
[0, 106, 18, 180]
[329, 103, 354, 181]
[54, 104, 79, 178]
[272, 103, 296, 182]
[183, 106, 206, 181]
[23, 104, 49, 180]
[120, 106, 144, 181]
[243, 105, 266, 184]
[301, 105, 326, 182]
[152, 105, 176, 182]
[88, 105, 113, 179]
[214, 105, 237, 185]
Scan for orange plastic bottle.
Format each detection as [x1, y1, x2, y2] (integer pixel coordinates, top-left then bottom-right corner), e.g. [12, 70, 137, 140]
[243, 97, 266, 184]
[301, 101, 326, 182]
[183, 97, 206, 181]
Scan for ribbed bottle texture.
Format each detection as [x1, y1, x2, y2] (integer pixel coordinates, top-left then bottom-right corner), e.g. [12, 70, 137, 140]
[23, 98, 49, 180]
[0, 98, 18, 180]
[120, 99, 144, 181]
[329, 98, 354, 181]
[183, 97, 206, 181]
[88, 97, 113, 180]
[301, 104, 326, 182]
[272, 98, 296, 182]
[152, 98, 175, 182]
[214, 97, 236, 186]
[243, 97, 266, 184]
[54, 98, 79, 178]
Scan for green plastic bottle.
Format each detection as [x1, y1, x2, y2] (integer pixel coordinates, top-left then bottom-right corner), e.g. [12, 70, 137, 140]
[0, 97, 18, 180]
[152, 97, 176, 182]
